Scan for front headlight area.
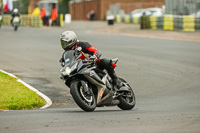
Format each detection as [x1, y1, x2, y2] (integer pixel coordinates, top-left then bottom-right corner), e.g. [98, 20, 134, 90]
[60, 62, 78, 77]
[65, 67, 71, 75]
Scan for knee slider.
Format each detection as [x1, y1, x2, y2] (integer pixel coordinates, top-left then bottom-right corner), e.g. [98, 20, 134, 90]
[111, 62, 116, 68]
[110, 60, 116, 68]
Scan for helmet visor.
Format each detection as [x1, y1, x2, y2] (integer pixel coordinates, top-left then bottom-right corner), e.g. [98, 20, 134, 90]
[61, 38, 73, 50]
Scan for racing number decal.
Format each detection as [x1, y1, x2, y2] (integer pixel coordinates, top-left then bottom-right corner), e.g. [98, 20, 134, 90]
[100, 90, 104, 98]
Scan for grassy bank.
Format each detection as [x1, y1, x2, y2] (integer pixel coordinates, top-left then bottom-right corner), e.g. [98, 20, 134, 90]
[0, 71, 46, 110]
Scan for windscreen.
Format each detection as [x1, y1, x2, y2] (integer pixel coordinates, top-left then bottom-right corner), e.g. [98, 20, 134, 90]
[62, 50, 75, 64]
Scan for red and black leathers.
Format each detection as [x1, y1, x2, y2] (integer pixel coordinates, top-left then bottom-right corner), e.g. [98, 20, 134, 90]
[76, 41, 98, 60]
[63, 41, 118, 81]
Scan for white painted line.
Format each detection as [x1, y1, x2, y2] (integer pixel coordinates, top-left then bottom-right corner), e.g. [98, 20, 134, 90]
[0, 69, 52, 110]
[0, 69, 17, 78]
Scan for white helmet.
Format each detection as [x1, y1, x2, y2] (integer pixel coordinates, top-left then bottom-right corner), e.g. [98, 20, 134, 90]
[60, 31, 78, 50]
[13, 8, 19, 13]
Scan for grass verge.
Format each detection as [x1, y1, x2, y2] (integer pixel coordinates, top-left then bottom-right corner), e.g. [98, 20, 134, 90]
[0, 71, 46, 110]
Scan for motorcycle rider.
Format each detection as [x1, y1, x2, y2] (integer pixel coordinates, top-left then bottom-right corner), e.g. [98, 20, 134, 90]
[60, 31, 123, 91]
[10, 8, 20, 26]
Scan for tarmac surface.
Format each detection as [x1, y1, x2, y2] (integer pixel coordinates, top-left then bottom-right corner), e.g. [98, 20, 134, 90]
[0, 21, 200, 133]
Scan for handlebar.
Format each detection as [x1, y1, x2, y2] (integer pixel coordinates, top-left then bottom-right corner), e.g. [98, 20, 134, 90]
[82, 59, 95, 63]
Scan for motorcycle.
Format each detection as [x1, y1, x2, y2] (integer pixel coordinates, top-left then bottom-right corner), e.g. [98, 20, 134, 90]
[60, 47, 136, 112]
[0, 15, 2, 28]
[12, 16, 20, 31]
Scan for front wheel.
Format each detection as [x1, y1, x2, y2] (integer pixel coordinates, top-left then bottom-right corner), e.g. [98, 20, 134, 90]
[117, 78, 136, 110]
[14, 25, 18, 31]
[70, 80, 96, 112]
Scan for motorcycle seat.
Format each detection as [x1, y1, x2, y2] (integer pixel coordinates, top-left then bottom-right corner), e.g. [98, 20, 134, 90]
[111, 58, 118, 64]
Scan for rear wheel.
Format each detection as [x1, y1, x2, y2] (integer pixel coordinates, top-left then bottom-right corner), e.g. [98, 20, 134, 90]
[117, 78, 136, 110]
[70, 80, 96, 112]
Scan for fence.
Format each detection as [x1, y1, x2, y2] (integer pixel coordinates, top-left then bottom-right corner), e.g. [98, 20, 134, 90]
[115, 14, 200, 31]
[165, 0, 200, 15]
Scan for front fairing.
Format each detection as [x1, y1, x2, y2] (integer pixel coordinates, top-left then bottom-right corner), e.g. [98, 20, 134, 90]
[60, 50, 83, 78]
[13, 17, 20, 25]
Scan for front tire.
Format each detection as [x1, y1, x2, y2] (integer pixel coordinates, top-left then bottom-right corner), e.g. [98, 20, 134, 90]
[117, 78, 136, 110]
[14, 25, 18, 31]
[70, 80, 96, 112]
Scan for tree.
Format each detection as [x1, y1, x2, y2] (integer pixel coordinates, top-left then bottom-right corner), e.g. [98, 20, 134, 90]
[59, 0, 69, 14]
[13, 0, 29, 14]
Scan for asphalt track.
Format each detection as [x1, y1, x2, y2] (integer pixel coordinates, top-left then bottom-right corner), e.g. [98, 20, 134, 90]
[0, 22, 200, 133]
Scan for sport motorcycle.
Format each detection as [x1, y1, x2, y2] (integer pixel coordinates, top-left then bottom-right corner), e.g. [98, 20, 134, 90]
[12, 16, 20, 31]
[60, 47, 136, 112]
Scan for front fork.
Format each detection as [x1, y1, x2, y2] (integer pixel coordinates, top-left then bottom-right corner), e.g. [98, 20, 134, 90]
[80, 80, 89, 94]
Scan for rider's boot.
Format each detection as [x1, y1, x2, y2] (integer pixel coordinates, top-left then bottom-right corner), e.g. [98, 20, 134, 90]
[110, 71, 131, 92]
[113, 78, 123, 91]
[109, 71, 123, 91]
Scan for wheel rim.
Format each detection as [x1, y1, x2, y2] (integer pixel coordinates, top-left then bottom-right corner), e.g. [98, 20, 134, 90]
[124, 93, 134, 103]
[80, 87, 93, 103]
[122, 84, 135, 104]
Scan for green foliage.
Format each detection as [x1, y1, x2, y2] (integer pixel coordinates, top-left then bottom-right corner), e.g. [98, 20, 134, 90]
[0, 71, 46, 110]
[59, 0, 69, 5]
[13, 0, 30, 14]
[59, 0, 69, 14]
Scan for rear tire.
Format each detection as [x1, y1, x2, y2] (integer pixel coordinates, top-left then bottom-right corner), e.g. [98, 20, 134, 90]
[70, 80, 96, 112]
[117, 78, 136, 110]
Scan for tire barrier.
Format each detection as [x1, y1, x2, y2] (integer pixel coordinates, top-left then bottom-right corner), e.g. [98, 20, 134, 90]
[20, 15, 31, 26]
[31, 16, 43, 27]
[2, 14, 43, 27]
[116, 14, 121, 23]
[152, 15, 200, 31]
[195, 18, 200, 30]
[157, 16, 164, 29]
[140, 15, 150, 29]
[183, 16, 195, 31]
[2, 15, 10, 25]
[124, 15, 130, 24]
[164, 15, 174, 30]
[174, 16, 183, 30]
[150, 16, 157, 30]
[133, 17, 140, 24]
[115, 14, 141, 24]
[115, 14, 200, 31]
